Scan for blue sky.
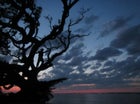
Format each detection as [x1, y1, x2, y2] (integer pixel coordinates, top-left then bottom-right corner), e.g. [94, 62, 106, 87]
[37, 0, 140, 92]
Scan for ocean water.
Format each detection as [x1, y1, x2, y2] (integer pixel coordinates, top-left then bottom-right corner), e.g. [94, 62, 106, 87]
[48, 93, 140, 104]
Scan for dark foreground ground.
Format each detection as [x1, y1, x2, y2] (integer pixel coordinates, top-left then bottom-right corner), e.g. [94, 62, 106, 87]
[0, 93, 50, 104]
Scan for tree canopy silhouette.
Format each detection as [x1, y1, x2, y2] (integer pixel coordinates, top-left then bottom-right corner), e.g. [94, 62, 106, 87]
[0, 0, 87, 103]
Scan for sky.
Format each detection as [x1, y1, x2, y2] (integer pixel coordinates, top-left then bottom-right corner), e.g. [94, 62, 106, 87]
[36, 0, 140, 93]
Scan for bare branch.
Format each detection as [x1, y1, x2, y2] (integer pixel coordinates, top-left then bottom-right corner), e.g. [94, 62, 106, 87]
[45, 15, 53, 30]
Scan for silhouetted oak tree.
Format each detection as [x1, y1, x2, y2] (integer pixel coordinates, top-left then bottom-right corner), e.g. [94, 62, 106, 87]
[0, 0, 87, 103]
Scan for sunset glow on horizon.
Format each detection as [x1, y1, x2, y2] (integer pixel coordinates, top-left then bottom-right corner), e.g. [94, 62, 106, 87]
[53, 87, 140, 94]
[52, 83, 140, 94]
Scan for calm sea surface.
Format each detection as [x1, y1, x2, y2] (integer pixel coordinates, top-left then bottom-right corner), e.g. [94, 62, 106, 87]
[48, 93, 140, 104]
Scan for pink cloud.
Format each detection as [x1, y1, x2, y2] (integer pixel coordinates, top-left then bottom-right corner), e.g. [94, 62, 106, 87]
[0, 85, 21, 93]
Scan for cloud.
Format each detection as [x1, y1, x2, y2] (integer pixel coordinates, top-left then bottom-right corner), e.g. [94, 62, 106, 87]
[74, 25, 92, 33]
[100, 16, 133, 37]
[111, 24, 140, 55]
[40, 26, 140, 89]
[84, 14, 99, 25]
[93, 56, 140, 88]
[75, 14, 99, 33]
[40, 41, 92, 81]
[91, 47, 122, 61]
[70, 84, 96, 88]
[87, 24, 140, 88]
